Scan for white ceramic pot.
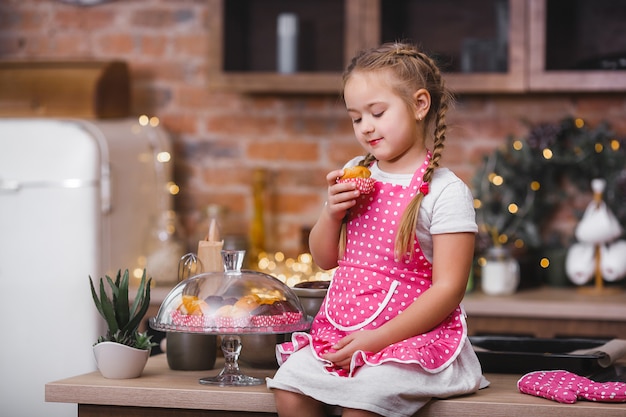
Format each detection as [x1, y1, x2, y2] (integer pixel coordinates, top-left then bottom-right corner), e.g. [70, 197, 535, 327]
[481, 247, 520, 296]
[93, 341, 150, 379]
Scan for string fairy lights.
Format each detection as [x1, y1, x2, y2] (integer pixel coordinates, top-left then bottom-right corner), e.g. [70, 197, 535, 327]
[472, 117, 626, 275]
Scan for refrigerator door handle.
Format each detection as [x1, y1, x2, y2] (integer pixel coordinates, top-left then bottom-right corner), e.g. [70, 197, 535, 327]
[0, 178, 20, 192]
[0, 178, 99, 192]
[75, 120, 112, 214]
[100, 163, 111, 213]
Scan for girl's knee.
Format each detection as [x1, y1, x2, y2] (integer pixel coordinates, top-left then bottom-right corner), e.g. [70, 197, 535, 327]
[273, 389, 325, 417]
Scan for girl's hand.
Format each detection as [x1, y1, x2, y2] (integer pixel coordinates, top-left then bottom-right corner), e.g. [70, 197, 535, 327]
[322, 330, 385, 370]
[324, 169, 361, 222]
[308, 168, 361, 270]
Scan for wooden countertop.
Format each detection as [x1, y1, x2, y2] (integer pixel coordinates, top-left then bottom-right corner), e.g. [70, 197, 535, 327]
[46, 354, 626, 417]
[462, 286, 626, 321]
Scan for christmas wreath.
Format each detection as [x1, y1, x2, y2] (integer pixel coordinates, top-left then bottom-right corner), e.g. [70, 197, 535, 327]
[472, 117, 626, 255]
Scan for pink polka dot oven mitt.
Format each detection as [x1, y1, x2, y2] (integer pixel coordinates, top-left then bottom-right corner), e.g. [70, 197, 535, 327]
[517, 370, 626, 404]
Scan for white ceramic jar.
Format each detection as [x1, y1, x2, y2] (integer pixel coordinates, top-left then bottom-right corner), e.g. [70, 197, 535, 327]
[481, 246, 520, 296]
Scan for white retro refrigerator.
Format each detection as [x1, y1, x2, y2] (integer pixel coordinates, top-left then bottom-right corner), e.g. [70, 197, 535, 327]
[0, 118, 173, 417]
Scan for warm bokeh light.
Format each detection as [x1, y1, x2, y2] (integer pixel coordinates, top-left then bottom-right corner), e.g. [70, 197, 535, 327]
[138, 115, 160, 127]
[611, 139, 620, 151]
[530, 181, 541, 191]
[255, 251, 334, 287]
[167, 182, 180, 195]
[542, 148, 553, 159]
[490, 174, 503, 186]
[157, 151, 171, 162]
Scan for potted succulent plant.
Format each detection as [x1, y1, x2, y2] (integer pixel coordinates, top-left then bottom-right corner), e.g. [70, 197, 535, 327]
[89, 268, 156, 378]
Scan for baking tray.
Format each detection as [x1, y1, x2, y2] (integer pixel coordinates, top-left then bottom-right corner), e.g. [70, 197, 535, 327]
[470, 335, 610, 376]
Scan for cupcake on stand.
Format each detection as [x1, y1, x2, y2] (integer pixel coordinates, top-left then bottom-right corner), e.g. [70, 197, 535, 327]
[151, 249, 311, 386]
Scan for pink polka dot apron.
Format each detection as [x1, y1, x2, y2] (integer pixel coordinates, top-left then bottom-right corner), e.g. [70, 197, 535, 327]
[277, 152, 467, 377]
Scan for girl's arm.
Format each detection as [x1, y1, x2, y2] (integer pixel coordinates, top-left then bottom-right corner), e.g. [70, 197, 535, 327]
[308, 169, 360, 270]
[382, 231, 475, 339]
[324, 231, 474, 367]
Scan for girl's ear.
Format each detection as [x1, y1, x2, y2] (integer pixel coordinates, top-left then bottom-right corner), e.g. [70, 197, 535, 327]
[413, 88, 431, 121]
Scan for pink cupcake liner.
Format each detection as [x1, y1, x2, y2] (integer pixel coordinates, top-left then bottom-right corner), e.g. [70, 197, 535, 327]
[215, 315, 252, 328]
[286, 311, 303, 323]
[251, 315, 280, 327]
[251, 312, 303, 326]
[337, 177, 376, 194]
[171, 310, 204, 328]
[172, 310, 303, 330]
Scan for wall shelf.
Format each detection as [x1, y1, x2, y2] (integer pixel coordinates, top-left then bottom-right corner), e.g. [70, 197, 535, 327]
[528, 0, 626, 92]
[207, 0, 626, 94]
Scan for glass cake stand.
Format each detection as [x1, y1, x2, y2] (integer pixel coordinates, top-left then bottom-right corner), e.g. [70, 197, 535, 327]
[150, 250, 312, 386]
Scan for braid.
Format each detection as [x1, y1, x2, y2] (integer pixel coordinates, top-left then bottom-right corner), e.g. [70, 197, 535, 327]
[360, 153, 377, 167]
[342, 41, 454, 261]
[420, 51, 449, 181]
[392, 47, 452, 260]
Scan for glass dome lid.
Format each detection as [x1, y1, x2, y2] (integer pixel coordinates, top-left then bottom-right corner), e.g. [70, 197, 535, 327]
[150, 250, 311, 335]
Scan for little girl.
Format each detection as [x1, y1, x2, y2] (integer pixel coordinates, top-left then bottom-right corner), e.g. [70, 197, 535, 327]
[267, 42, 488, 417]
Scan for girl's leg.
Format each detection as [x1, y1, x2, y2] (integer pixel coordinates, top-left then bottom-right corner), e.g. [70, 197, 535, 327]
[273, 388, 327, 417]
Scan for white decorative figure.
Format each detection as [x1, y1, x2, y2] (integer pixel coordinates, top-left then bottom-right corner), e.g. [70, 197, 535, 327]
[565, 243, 595, 285]
[601, 241, 626, 282]
[566, 179, 626, 293]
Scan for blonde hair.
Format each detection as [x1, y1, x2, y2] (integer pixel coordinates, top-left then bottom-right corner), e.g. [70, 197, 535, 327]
[339, 42, 453, 260]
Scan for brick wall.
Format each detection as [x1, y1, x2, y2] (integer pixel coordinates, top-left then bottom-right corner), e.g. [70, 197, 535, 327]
[2, 0, 625, 258]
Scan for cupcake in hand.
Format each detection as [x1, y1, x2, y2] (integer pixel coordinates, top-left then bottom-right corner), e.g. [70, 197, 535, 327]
[337, 166, 376, 194]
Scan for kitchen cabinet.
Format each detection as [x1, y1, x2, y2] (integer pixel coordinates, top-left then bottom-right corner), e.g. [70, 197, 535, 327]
[207, 0, 626, 94]
[379, 0, 526, 93]
[206, 0, 524, 94]
[206, 0, 378, 94]
[528, 0, 626, 91]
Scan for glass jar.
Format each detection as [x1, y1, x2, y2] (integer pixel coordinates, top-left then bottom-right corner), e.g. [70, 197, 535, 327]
[145, 210, 187, 286]
[481, 246, 520, 296]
